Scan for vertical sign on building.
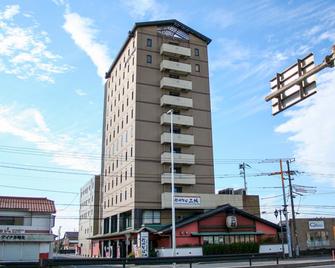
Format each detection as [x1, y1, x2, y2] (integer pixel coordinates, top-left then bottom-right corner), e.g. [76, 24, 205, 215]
[140, 232, 149, 257]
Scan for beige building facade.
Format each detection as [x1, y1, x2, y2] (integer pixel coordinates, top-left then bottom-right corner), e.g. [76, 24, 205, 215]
[78, 175, 100, 256]
[94, 20, 245, 257]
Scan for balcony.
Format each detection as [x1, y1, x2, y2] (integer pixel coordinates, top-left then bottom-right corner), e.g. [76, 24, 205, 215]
[160, 95, 193, 109]
[161, 133, 194, 145]
[160, 77, 192, 91]
[160, 43, 191, 58]
[160, 114, 193, 127]
[161, 173, 196, 185]
[161, 152, 195, 165]
[160, 60, 191, 75]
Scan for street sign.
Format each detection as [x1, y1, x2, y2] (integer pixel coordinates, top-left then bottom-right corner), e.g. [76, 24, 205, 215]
[269, 53, 317, 115]
[265, 45, 335, 116]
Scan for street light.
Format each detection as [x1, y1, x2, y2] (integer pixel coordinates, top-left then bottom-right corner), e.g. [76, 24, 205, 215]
[274, 209, 285, 258]
[167, 109, 176, 258]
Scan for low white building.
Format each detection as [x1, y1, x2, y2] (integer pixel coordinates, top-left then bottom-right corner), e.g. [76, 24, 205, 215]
[0, 196, 56, 261]
[78, 175, 100, 257]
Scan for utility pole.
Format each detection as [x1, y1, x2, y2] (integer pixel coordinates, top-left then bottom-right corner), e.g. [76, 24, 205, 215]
[239, 163, 251, 194]
[279, 159, 292, 257]
[287, 160, 300, 257]
[58, 226, 62, 252]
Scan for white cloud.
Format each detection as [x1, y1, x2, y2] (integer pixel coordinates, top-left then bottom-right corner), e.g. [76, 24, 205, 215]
[275, 69, 335, 186]
[63, 10, 112, 81]
[75, 89, 87, 96]
[0, 4, 20, 20]
[0, 105, 100, 173]
[0, 5, 70, 83]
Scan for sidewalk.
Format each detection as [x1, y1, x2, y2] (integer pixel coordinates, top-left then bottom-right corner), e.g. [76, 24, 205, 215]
[132, 256, 335, 268]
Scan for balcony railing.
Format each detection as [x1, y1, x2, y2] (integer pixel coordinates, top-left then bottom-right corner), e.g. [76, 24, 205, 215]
[160, 77, 192, 91]
[161, 173, 196, 185]
[160, 43, 191, 58]
[160, 113, 193, 127]
[160, 60, 191, 75]
[160, 95, 193, 109]
[161, 152, 195, 165]
[161, 133, 194, 145]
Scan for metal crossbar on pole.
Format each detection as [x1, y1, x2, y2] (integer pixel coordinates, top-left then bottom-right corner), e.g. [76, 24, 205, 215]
[265, 46, 335, 102]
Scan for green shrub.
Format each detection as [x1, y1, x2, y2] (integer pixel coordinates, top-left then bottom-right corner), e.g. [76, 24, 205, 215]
[203, 242, 259, 255]
[149, 249, 158, 257]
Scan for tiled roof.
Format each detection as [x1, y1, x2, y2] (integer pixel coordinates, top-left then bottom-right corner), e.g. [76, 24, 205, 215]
[64, 231, 78, 239]
[159, 204, 280, 233]
[0, 196, 56, 213]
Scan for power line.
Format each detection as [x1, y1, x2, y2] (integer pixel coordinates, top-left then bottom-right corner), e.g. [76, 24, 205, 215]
[0, 184, 78, 194]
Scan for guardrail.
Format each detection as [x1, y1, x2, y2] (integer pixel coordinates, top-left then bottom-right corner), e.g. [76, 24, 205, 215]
[0, 253, 282, 268]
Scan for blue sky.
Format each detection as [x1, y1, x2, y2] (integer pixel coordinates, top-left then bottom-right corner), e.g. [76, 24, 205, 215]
[0, 0, 334, 235]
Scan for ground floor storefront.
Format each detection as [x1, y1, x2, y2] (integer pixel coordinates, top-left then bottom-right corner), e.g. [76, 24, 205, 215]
[90, 205, 280, 258]
[0, 237, 53, 261]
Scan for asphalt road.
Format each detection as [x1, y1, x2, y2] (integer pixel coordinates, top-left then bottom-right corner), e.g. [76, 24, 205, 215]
[54, 255, 335, 268]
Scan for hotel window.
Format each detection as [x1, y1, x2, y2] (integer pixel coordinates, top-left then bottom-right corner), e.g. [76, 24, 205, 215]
[195, 64, 200, 72]
[173, 146, 181, 153]
[120, 192, 122, 202]
[194, 48, 200, 56]
[146, 38, 152, 47]
[174, 186, 182, 193]
[142, 210, 160, 224]
[146, 55, 152, 64]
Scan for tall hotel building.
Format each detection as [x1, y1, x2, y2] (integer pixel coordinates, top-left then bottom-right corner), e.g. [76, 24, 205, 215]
[94, 20, 243, 256]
